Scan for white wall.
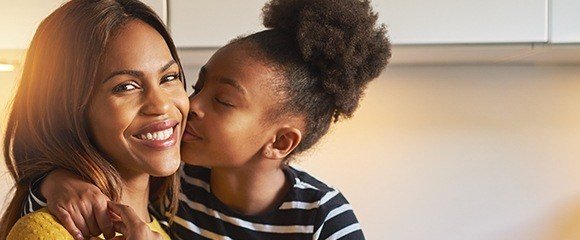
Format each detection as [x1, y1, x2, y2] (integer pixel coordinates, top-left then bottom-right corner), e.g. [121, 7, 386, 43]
[291, 65, 580, 240]
[2, 65, 580, 239]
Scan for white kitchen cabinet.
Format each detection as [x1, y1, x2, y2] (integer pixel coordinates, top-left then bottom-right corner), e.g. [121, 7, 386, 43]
[375, 0, 547, 44]
[551, 0, 580, 43]
[168, 0, 267, 48]
[0, 0, 166, 49]
[169, 0, 547, 47]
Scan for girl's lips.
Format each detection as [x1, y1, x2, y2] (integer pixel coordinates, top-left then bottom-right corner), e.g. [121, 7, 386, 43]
[182, 124, 202, 141]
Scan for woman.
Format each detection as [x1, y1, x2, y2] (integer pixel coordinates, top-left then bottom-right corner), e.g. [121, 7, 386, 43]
[0, 0, 189, 239]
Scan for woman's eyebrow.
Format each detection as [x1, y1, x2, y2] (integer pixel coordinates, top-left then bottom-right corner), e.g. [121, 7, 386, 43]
[102, 60, 177, 83]
[102, 70, 144, 83]
[159, 60, 176, 73]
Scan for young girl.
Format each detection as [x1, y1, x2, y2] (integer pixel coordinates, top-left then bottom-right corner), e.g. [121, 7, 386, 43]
[1, 0, 189, 239]
[25, 0, 391, 239]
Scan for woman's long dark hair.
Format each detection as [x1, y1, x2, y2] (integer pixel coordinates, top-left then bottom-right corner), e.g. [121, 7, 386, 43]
[1, 0, 184, 237]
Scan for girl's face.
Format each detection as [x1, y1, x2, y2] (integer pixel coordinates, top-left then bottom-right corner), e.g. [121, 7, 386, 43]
[181, 44, 281, 167]
[88, 20, 188, 177]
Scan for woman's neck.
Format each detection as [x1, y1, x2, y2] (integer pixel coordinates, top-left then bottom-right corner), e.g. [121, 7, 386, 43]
[118, 172, 151, 223]
[210, 160, 289, 216]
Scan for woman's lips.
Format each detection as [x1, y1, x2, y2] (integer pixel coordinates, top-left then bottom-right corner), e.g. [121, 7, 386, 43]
[134, 119, 179, 136]
[132, 120, 180, 150]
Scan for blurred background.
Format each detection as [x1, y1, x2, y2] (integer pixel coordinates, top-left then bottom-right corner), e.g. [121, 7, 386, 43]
[1, 0, 580, 239]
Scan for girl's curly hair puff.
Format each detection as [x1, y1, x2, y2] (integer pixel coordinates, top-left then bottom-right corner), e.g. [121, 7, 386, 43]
[231, 0, 391, 158]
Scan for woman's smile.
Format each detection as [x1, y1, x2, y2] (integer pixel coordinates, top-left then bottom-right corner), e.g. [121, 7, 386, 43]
[132, 119, 180, 150]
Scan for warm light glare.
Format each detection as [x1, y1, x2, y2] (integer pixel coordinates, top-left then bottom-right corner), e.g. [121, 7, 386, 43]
[0, 63, 15, 72]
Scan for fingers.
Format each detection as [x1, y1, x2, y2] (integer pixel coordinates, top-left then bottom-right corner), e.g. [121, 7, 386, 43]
[42, 170, 116, 239]
[52, 206, 84, 240]
[94, 197, 116, 239]
[150, 232, 163, 240]
[80, 204, 102, 237]
[112, 220, 127, 235]
[107, 201, 141, 225]
[111, 219, 163, 240]
[69, 203, 92, 238]
[108, 202, 157, 240]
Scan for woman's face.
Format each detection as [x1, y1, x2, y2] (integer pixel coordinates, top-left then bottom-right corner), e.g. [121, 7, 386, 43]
[181, 44, 280, 167]
[88, 20, 188, 177]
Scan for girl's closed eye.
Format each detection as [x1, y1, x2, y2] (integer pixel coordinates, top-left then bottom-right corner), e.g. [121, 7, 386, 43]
[215, 97, 234, 107]
[113, 81, 140, 93]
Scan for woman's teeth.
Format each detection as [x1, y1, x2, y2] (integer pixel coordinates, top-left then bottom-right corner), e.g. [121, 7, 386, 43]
[139, 128, 173, 141]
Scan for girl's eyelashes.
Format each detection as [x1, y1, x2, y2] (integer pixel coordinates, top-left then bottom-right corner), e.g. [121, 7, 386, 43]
[112, 81, 140, 93]
[190, 80, 234, 107]
[215, 97, 234, 107]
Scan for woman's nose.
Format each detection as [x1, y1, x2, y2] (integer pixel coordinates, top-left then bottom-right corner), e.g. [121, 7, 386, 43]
[141, 87, 172, 116]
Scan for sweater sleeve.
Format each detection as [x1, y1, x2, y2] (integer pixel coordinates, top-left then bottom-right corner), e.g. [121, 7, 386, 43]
[313, 191, 365, 240]
[22, 174, 49, 216]
[7, 208, 74, 240]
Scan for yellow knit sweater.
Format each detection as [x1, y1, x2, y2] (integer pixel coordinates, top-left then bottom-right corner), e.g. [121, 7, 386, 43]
[7, 208, 171, 240]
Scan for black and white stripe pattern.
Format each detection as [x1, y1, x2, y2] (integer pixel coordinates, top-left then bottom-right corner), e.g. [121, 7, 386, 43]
[168, 165, 365, 240]
[22, 176, 48, 217]
[25, 164, 365, 239]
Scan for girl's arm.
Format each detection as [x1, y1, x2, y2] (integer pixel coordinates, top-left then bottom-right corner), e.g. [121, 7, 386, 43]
[26, 169, 115, 240]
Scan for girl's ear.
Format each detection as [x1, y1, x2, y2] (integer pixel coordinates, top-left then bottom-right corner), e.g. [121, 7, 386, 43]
[262, 127, 302, 160]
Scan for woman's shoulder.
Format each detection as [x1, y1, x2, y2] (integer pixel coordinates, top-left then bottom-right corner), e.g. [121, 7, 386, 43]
[7, 208, 74, 240]
[149, 216, 171, 240]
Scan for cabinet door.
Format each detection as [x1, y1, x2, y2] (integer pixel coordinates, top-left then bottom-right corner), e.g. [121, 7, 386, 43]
[374, 0, 547, 44]
[551, 0, 580, 43]
[168, 0, 269, 48]
[169, 0, 547, 47]
[0, 0, 166, 49]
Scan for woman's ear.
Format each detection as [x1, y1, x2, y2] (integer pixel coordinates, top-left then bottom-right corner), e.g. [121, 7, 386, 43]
[262, 127, 302, 160]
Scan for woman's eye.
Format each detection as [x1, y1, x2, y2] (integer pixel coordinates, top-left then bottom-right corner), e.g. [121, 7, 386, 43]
[162, 73, 181, 83]
[113, 82, 139, 93]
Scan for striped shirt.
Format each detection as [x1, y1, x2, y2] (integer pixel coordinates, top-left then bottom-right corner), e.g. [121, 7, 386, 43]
[25, 164, 365, 239]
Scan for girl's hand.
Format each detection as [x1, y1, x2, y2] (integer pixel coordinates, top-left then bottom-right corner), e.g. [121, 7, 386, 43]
[107, 202, 164, 240]
[42, 169, 115, 240]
